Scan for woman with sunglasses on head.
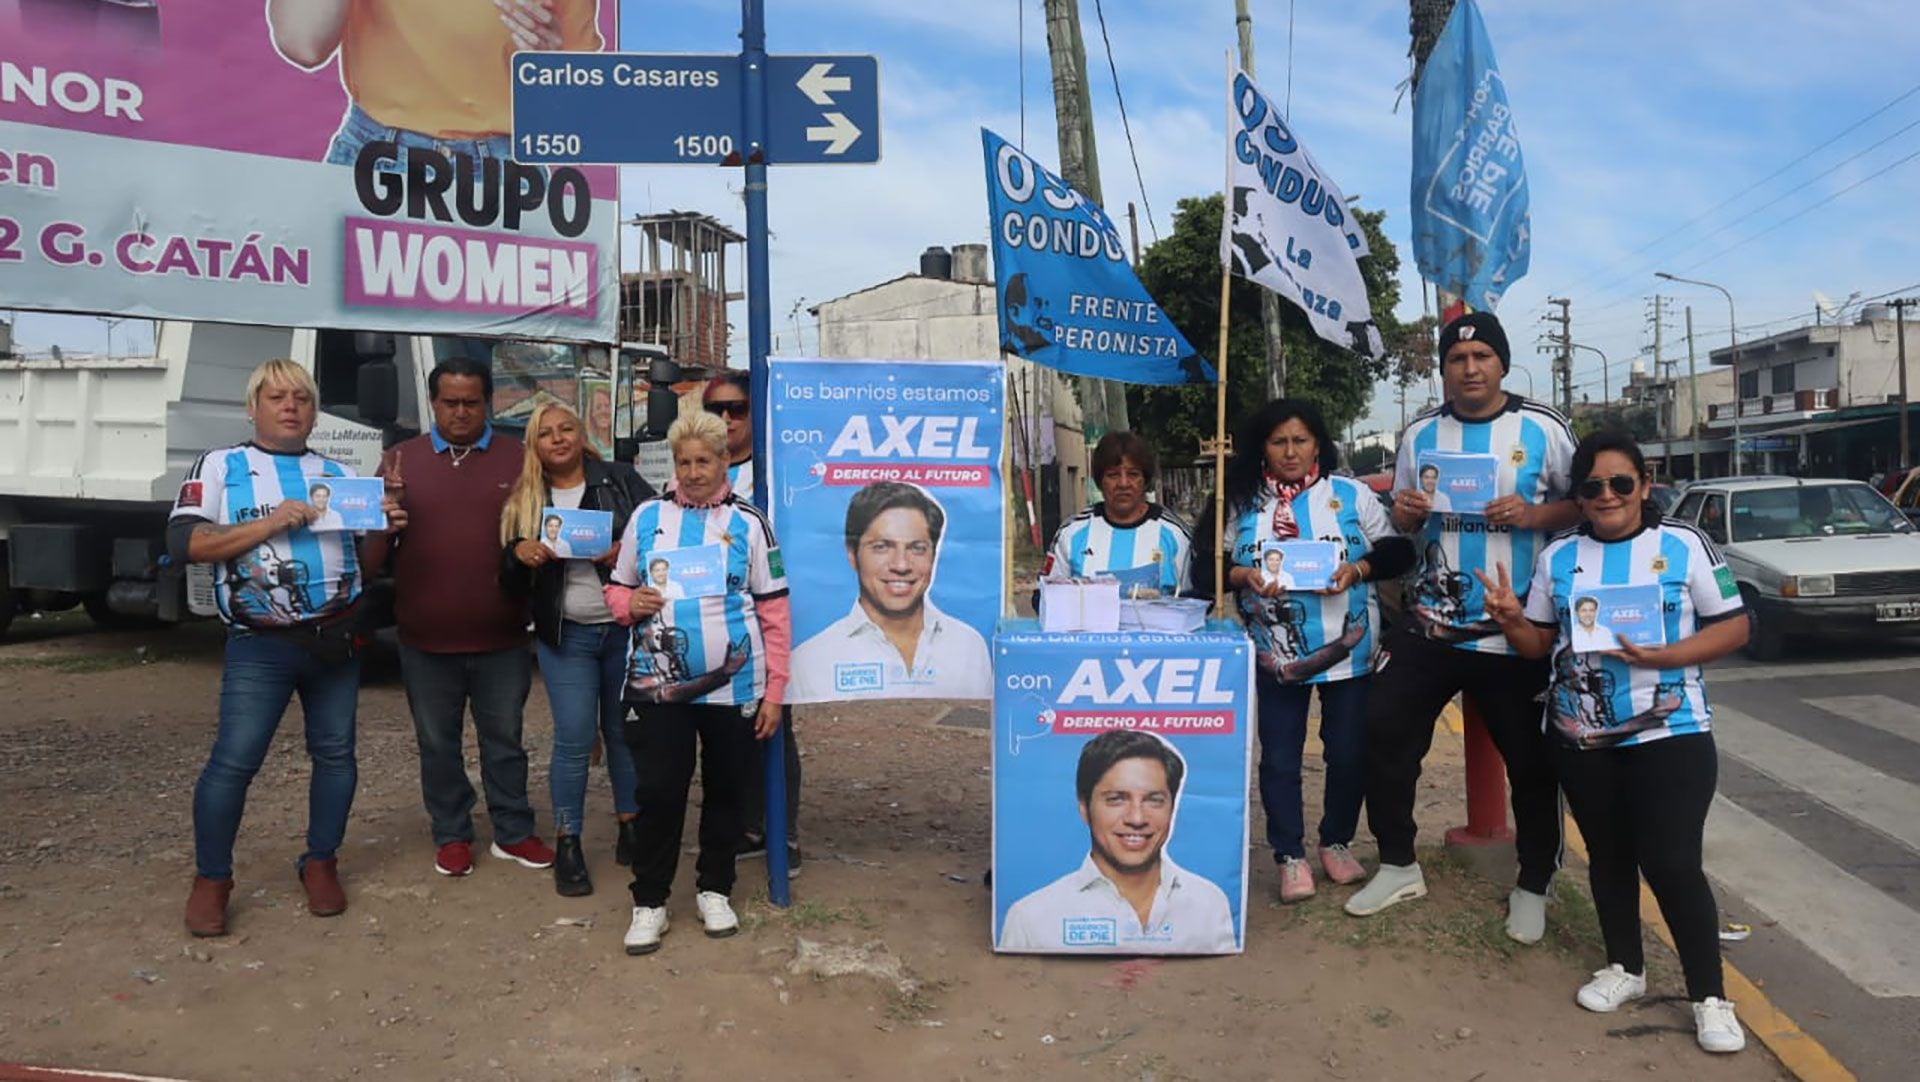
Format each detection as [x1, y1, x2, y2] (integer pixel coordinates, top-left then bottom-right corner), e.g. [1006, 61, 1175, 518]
[1477, 430, 1750, 1055]
[500, 401, 655, 897]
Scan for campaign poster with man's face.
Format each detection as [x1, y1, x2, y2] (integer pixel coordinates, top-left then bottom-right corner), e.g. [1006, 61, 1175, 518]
[0, 0, 619, 339]
[772, 359, 1004, 704]
[992, 622, 1252, 954]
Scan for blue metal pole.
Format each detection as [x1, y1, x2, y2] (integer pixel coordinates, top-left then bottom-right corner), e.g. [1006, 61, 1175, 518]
[740, 0, 790, 905]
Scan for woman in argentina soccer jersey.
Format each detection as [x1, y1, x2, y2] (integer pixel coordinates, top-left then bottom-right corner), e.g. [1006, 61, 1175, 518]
[1208, 399, 1413, 905]
[167, 360, 406, 938]
[603, 407, 791, 955]
[1478, 431, 1751, 1056]
[1039, 432, 1193, 599]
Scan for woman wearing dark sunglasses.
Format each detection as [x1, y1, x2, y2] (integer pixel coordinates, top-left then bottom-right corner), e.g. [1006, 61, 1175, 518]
[1477, 430, 1750, 1055]
[702, 373, 756, 499]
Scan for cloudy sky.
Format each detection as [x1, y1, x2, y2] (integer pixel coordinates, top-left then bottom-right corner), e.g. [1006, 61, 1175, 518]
[13, 0, 1919, 438]
[614, 0, 1920, 436]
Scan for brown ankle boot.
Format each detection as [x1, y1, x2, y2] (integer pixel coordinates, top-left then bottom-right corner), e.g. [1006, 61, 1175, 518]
[300, 857, 347, 917]
[185, 876, 233, 937]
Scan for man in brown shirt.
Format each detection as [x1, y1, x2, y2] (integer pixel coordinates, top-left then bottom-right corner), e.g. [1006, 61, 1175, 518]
[371, 357, 553, 878]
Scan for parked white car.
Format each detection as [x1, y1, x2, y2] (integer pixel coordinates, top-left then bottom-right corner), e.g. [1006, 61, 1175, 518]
[1669, 477, 1920, 659]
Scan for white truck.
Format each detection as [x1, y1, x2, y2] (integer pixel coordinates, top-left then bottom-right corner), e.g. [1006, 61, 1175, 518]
[0, 319, 670, 638]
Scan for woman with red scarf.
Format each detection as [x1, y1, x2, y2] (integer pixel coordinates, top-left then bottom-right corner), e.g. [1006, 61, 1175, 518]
[1205, 400, 1413, 904]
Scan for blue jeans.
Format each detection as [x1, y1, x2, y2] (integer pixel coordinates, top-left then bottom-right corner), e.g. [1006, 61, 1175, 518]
[193, 629, 360, 879]
[398, 643, 536, 847]
[1257, 673, 1370, 861]
[324, 102, 515, 173]
[537, 621, 640, 836]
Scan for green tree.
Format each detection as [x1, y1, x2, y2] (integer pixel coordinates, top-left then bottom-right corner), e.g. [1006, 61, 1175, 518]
[1127, 195, 1409, 467]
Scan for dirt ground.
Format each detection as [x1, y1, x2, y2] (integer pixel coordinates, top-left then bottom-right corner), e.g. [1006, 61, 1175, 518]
[0, 613, 1789, 1082]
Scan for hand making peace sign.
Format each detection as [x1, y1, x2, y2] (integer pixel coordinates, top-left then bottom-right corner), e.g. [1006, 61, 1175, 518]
[1473, 563, 1524, 625]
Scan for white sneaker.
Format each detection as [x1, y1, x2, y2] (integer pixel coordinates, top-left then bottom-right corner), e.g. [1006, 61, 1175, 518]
[695, 890, 739, 938]
[1506, 887, 1548, 944]
[1575, 964, 1647, 1012]
[1693, 997, 1746, 1053]
[624, 906, 668, 955]
[1343, 862, 1427, 917]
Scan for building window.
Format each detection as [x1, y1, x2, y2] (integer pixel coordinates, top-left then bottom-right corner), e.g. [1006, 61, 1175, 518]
[1739, 369, 1760, 400]
[1771, 364, 1796, 394]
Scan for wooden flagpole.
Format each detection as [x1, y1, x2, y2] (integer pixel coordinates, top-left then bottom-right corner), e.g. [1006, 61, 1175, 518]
[1213, 51, 1235, 616]
[1213, 272, 1231, 615]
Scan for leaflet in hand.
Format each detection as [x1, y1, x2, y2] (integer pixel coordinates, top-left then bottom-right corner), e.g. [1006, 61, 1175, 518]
[1255, 540, 1338, 591]
[644, 542, 727, 600]
[1415, 451, 1500, 516]
[1570, 584, 1666, 653]
[305, 477, 385, 532]
[539, 507, 614, 560]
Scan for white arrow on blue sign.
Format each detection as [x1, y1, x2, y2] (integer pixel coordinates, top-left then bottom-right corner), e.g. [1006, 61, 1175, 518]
[510, 52, 880, 166]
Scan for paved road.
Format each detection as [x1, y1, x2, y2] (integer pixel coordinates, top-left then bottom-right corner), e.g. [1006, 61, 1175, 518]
[1701, 639, 1920, 1082]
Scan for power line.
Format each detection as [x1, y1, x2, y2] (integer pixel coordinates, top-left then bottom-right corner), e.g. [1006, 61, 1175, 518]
[1550, 78, 1920, 297]
[1576, 117, 1920, 302]
[1090, 0, 1158, 243]
[1673, 145, 1920, 275]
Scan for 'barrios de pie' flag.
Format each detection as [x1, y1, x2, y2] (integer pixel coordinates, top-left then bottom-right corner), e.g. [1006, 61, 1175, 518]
[1221, 70, 1384, 360]
[1411, 0, 1531, 311]
[982, 130, 1215, 386]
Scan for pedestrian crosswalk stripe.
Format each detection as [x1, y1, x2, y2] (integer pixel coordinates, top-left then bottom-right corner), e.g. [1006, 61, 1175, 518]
[1713, 704, 1920, 854]
[1704, 795, 1920, 998]
[1712, 657, 1918, 683]
[1808, 694, 1920, 744]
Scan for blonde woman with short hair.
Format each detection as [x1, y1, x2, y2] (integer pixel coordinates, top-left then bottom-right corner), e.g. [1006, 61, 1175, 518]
[169, 359, 405, 936]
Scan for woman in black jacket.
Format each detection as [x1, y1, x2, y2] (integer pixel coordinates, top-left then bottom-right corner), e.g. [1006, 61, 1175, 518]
[501, 401, 655, 896]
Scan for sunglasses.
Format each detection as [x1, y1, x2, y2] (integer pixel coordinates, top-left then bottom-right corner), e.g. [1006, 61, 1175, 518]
[1577, 474, 1639, 500]
[704, 400, 750, 419]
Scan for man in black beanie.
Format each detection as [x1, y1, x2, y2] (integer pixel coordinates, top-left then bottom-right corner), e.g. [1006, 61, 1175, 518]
[1345, 308, 1582, 947]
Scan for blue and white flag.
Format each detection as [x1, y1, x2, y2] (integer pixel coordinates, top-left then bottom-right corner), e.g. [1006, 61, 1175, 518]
[982, 130, 1215, 386]
[770, 358, 1005, 704]
[1222, 68, 1385, 360]
[1411, 0, 1531, 311]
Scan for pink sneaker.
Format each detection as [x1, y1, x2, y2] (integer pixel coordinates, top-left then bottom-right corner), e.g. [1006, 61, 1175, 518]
[1279, 856, 1316, 903]
[1318, 843, 1367, 885]
[490, 836, 556, 870]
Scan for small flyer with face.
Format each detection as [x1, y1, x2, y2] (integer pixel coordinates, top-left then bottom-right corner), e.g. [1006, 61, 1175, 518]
[539, 508, 614, 560]
[1255, 540, 1338, 591]
[1570, 584, 1667, 653]
[1415, 450, 1501, 516]
[645, 543, 727, 601]
[305, 477, 385, 532]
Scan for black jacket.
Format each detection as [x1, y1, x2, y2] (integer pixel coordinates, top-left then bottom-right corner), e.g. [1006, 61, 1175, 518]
[500, 458, 656, 649]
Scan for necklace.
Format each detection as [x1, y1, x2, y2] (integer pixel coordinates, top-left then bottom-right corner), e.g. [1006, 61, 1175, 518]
[448, 444, 475, 468]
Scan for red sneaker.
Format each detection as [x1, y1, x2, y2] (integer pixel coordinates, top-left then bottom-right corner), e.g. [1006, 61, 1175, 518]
[491, 836, 556, 870]
[434, 841, 475, 877]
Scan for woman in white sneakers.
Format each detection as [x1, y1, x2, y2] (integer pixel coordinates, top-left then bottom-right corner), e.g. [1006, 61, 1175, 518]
[1478, 430, 1749, 1054]
[604, 407, 790, 954]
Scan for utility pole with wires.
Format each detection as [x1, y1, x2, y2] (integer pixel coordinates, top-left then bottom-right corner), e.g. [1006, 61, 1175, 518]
[1235, 0, 1289, 400]
[1646, 294, 1665, 440]
[1685, 305, 1702, 480]
[1043, 0, 1130, 438]
[1895, 297, 1916, 470]
[1541, 297, 1574, 415]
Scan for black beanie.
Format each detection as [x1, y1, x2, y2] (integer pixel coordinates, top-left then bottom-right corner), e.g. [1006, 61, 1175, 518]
[1437, 311, 1511, 373]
